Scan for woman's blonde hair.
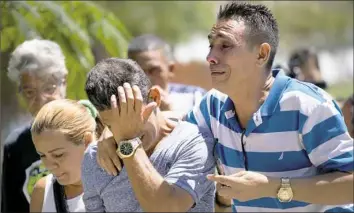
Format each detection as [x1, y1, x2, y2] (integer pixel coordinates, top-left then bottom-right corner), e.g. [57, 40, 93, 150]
[31, 99, 104, 145]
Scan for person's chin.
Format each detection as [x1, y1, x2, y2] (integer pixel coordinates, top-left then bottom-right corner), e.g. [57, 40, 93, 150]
[211, 71, 230, 84]
[55, 174, 69, 185]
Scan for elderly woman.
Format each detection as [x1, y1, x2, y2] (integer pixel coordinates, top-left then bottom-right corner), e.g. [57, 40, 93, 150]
[2, 39, 68, 213]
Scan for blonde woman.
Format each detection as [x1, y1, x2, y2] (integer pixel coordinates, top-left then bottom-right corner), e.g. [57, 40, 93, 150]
[29, 99, 104, 212]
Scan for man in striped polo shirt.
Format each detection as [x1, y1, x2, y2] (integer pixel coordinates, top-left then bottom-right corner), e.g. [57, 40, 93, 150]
[186, 2, 353, 212]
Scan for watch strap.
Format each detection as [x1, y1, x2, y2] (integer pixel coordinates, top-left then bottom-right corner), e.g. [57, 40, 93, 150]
[129, 138, 141, 149]
[281, 177, 290, 186]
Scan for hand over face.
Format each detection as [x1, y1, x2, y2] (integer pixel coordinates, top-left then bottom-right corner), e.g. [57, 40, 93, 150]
[109, 83, 157, 142]
[207, 171, 273, 202]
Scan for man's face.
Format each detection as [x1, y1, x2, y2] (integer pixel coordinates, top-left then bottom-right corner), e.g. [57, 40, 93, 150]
[128, 49, 174, 90]
[206, 19, 260, 96]
[19, 72, 66, 116]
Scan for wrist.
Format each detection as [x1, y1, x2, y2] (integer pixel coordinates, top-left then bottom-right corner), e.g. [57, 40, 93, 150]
[215, 192, 232, 207]
[122, 146, 144, 163]
[114, 135, 139, 145]
[116, 138, 142, 159]
[114, 135, 122, 145]
[266, 177, 280, 198]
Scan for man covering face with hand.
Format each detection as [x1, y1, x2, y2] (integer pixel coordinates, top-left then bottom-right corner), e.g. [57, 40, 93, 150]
[81, 58, 216, 212]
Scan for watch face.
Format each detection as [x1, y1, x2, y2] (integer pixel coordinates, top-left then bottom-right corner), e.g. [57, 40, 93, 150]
[277, 188, 293, 202]
[120, 142, 134, 155]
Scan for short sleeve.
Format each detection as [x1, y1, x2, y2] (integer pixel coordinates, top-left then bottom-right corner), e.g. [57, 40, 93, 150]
[301, 100, 353, 173]
[164, 131, 216, 203]
[81, 145, 105, 212]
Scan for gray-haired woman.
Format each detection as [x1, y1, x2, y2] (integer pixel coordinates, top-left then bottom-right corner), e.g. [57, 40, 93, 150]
[2, 39, 68, 213]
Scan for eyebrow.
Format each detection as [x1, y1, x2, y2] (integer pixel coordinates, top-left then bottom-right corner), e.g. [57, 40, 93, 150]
[37, 147, 64, 155]
[48, 148, 65, 153]
[37, 148, 64, 156]
[208, 32, 230, 41]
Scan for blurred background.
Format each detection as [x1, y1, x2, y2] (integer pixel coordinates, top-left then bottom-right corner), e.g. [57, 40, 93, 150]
[1, 0, 353, 143]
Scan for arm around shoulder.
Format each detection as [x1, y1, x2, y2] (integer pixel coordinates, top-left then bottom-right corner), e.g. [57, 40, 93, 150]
[30, 176, 47, 212]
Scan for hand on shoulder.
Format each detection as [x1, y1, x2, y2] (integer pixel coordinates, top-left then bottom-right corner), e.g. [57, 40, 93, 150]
[30, 176, 47, 212]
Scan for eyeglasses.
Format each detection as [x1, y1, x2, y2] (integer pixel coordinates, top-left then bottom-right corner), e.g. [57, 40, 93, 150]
[19, 81, 64, 100]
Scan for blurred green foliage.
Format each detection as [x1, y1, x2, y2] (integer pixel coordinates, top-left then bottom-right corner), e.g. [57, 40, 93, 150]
[95, 1, 217, 44]
[264, 1, 354, 49]
[328, 81, 353, 100]
[1, 1, 131, 100]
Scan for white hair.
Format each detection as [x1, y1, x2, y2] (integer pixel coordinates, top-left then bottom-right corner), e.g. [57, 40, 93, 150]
[7, 39, 68, 84]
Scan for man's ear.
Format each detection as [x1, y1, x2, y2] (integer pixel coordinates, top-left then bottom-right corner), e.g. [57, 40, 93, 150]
[256, 43, 271, 68]
[83, 131, 94, 148]
[148, 86, 162, 107]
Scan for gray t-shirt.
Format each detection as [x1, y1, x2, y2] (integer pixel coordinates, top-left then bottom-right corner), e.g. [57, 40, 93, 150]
[81, 121, 216, 212]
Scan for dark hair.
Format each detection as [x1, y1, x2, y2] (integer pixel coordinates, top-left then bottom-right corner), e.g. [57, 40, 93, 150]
[288, 48, 320, 78]
[53, 180, 68, 213]
[217, 2, 279, 70]
[127, 34, 174, 61]
[85, 58, 151, 111]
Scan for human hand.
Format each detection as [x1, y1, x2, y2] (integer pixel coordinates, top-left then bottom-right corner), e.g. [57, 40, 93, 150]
[215, 182, 232, 208]
[109, 83, 157, 142]
[96, 126, 121, 176]
[207, 171, 274, 202]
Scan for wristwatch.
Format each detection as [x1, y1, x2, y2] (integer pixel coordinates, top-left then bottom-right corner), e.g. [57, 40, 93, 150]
[277, 177, 293, 202]
[116, 138, 142, 159]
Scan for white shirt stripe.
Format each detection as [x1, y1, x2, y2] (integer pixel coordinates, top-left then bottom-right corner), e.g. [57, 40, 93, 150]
[280, 91, 321, 116]
[211, 117, 305, 153]
[309, 132, 354, 166]
[302, 101, 340, 135]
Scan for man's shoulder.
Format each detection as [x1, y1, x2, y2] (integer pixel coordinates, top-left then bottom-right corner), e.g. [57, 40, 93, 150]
[279, 78, 335, 114]
[170, 121, 215, 147]
[82, 142, 99, 170]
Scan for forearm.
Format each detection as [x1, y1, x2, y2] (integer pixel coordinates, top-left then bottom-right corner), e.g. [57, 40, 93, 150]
[123, 147, 184, 212]
[216, 192, 232, 206]
[269, 171, 354, 205]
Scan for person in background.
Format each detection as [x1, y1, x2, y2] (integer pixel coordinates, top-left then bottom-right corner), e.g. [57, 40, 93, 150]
[2, 39, 68, 213]
[342, 94, 354, 138]
[288, 48, 328, 90]
[186, 2, 353, 212]
[127, 34, 206, 116]
[82, 58, 215, 212]
[30, 99, 103, 212]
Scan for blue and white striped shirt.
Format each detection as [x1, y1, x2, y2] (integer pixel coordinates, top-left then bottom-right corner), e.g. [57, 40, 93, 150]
[186, 70, 353, 212]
